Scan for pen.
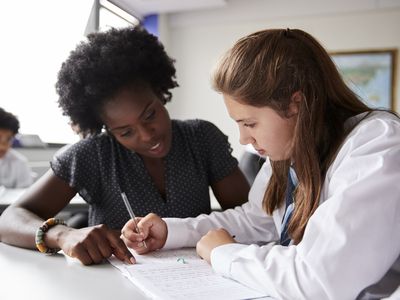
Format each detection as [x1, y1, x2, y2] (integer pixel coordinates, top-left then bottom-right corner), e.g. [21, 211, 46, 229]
[121, 192, 148, 248]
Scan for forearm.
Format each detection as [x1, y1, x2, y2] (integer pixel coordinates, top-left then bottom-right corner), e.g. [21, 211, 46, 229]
[0, 206, 69, 249]
[213, 167, 250, 210]
[164, 203, 277, 249]
[0, 206, 44, 248]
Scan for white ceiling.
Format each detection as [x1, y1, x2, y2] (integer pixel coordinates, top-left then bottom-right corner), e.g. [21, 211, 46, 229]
[111, 0, 227, 18]
[111, 0, 400, 21]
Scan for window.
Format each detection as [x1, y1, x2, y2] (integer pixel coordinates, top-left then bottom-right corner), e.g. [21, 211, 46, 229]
[0, 0, 138, 144]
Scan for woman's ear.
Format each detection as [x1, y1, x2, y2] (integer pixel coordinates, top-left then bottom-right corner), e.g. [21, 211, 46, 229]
[288, 91, 303, 117]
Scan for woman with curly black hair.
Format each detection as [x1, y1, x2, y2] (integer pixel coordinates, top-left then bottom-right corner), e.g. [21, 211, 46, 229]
[0, 26, 249, 265]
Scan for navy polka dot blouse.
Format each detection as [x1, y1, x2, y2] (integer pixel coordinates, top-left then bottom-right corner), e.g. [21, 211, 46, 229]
[51, 119, 238, 229]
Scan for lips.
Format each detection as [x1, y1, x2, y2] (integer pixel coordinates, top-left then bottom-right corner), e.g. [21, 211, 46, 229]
[255, 148, 265, 155]
[144, 134, 171, 157]
[147, 140, 164, 155]
[150, 142, 161, 150]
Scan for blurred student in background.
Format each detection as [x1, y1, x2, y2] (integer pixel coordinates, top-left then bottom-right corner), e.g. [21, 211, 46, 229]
[0, 107, 33, 188]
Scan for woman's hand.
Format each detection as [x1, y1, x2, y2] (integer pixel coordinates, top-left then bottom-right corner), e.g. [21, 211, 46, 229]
[196, 228, 236, 264]
[57, 224, 134, 265]
[121, 213, 167, 254]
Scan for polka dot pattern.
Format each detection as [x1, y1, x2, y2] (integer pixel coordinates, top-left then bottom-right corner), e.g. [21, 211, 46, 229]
[51, 119, 238, 229]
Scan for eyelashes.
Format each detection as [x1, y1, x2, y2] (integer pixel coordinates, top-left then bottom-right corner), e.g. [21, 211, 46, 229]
[119, 109, 157, 138]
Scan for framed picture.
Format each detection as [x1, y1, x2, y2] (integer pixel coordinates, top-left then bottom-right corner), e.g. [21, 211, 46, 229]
[330, 49, 397, 110]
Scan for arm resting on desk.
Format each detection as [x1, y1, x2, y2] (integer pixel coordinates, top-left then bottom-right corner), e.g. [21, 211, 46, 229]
[0, 169, 134, 265]
[0, 169, 76, 248]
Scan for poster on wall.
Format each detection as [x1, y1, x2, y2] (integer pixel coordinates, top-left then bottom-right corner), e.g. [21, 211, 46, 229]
[330, 49, 397, 110]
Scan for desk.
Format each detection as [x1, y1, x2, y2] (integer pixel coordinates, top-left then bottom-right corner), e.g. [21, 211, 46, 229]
[1, 243, 399, 300]
[0, 243, 149, 300]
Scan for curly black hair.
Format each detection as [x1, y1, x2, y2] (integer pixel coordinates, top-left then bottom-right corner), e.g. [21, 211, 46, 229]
[0, 107, 20, 134]
[56, 26, 178, 136]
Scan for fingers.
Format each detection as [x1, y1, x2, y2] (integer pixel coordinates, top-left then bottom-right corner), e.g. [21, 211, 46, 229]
[120, 232, 150, 255]
[85, 238, 106, 264]
[136, 218, 153, 239]
[64, 224, 135, 265]
[121, 225, 145, 244]
[196, 237, 205, 259]
[120, 213, 167, 255]
[121, 217, 149, 249]
[135, 237, 159, 254]
[92, 233, 113, 259]
[69, 243, 95, 266]
[108, 230, 136, 264]
[195, 228, 234, 264]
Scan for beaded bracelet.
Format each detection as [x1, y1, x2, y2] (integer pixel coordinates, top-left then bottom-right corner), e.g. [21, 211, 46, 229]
[35, 218, 66, 254]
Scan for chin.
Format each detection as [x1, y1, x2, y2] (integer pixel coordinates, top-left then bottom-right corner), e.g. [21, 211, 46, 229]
[269, 155, 290, 162]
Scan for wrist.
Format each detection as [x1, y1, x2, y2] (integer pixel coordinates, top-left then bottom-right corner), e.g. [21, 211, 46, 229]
[45, 224, 73, 249]
[35, 218, 68, 253]
[160, 219, 168, 249]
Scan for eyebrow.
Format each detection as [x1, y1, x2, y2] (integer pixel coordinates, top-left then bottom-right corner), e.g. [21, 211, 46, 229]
[235, 118, 253, 123]
[109, 101, 154, 131]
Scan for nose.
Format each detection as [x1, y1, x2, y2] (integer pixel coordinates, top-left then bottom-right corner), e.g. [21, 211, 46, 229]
[238, 127, 254, 145]
[137, 124, 155, 143]
[0, 141, 8, 150]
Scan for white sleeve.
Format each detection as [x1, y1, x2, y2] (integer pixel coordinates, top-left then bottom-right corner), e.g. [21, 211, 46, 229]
[163, 161, 279, 249]
[210, 116, 400, 300]
[14, 159, 33, 188]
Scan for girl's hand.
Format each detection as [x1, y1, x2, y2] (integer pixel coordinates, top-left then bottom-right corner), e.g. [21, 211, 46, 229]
[58, 224, 134, 265]
[196, 228, 236, 263]
[121, 213, 167, 254]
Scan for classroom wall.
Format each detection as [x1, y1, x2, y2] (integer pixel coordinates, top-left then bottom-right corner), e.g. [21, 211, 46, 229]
[159, 0, 400, 158]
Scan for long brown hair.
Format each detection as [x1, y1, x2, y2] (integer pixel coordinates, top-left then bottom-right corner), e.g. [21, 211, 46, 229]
[212, 28, 372, 243]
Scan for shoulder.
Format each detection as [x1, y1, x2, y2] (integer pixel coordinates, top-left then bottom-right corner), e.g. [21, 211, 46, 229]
[54, 133, 114, 160]
[345, 111, 400, 145]
[333, 111, 400, 168]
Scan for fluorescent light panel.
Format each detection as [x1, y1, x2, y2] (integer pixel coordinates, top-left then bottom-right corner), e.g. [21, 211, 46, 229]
[100, 0, 139, 24]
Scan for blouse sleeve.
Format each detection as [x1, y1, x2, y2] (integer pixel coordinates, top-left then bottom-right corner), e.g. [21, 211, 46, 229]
[198, 120, 238, 183]
[50, 139, 101, 204]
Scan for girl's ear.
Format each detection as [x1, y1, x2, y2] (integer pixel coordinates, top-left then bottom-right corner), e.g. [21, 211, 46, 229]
[288, 91, 303, 117]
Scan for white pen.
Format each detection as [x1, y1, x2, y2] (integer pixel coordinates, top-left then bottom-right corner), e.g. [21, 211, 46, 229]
[121, 192, 148, 248]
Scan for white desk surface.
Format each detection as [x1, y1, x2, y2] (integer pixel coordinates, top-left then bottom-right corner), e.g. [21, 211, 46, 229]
[1, 242, 399, 300]
[0, 243, 149, 300]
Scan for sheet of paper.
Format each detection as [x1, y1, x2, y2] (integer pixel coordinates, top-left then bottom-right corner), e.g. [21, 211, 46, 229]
[109, 248, 269, 300]
[134, 248, 202, 264]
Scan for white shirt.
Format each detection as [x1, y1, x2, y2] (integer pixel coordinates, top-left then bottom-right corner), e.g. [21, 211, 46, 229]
[164, 111, 400, 300]
[0, 149, 33, 188]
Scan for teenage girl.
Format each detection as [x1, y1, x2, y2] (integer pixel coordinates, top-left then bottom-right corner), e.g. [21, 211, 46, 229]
[121, 29, 400, 299]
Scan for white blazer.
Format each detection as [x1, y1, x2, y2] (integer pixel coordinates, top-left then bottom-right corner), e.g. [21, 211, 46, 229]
[0, 149, 33, 188]
[164, 111, 400, 300]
